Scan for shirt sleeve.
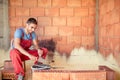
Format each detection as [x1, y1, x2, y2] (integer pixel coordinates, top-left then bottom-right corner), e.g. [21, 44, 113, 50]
[14, 28, 23, 39]
[31, 32, 37, 40]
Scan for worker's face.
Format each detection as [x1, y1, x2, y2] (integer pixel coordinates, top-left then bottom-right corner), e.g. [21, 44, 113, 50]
[26, 23, 37, 33]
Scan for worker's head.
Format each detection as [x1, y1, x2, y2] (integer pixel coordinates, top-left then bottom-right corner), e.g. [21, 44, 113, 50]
[26, 18, 38, 33]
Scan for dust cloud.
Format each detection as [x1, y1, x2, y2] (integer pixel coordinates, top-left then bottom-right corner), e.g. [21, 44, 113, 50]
[47, 47, 120, 79]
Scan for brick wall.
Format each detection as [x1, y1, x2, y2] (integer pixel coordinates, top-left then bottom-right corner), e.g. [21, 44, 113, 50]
[9, 0, 96, 54]
[99, 0, 120, 62]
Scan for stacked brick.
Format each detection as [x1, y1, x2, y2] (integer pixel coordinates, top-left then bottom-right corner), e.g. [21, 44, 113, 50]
[32, 66, 115, 80]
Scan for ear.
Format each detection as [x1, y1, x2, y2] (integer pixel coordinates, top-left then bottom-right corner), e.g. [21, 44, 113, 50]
[26, 23, 28, 26]
[26, 23, 29, 28]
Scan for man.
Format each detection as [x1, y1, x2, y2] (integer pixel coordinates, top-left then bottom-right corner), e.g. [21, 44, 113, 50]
[10, 18, 48, 80]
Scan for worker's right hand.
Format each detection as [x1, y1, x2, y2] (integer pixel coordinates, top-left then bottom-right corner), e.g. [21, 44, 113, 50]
[29, 55, 37, 61]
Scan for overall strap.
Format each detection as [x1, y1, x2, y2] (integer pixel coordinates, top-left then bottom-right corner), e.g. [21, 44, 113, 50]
[20, 28, 24, 39]
[20, 28, 32, 40]
[30, 33, 32, 40]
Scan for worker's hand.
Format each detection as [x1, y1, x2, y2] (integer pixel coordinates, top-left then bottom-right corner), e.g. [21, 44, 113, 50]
[38, 49, 43, 56]
[29, 55, 37, 61]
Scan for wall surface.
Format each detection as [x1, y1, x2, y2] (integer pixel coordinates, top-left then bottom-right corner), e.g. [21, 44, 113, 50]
[9, 0, 96, 54]
[99, 0, 120, 64]
[0, 0, 4, 48]
[6, 0, 120, 79]
[0, 0, 10, 50]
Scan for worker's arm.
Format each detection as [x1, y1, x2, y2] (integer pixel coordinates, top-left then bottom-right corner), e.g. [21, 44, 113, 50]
[14, 38, 37, 61]
[32, 38, 43, 56]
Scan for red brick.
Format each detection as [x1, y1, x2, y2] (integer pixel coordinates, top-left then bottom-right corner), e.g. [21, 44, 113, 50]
[108, 10, 119, 25]
[38, 0, 51, 7]
[82, 0, 89, 7]
[49, 73, 60, 80]
[60, 73, 69, 80]
[67, 36, 81, 45]
[99, 15, 104, 27]
[45, 8, 59, 16]
[114, 23, 120, 37]
[53, 17, 66, 26]
[106, 25, 114, 37]
[57, 36, 67, 45]
[100, 14, 108, 27]
[67, 17, 81, 26]
[99, 48, 105, 56]
[60, 8, 73, 16]
[99, 18, 102, 28]
[38, 17, 51, 26]
[106, 0, 114, 12]
[75, 27, 88, 36]
[82, 36, 95, 49]
[23, 0, 37, 7]
[52, 36, 61, 42]
[59, 27, 73, 36]
[99, 16, 102, 27]
[9, 7, 15, 17]
[98, 37, 103, 47]
[82, 0, 96, 7]
[16, 8, 29, 17]
[22, 17, 27, 26]
[82, 16, 95, 28]
[30, 8, 44, 16]
[68, 0, 81, 7]
[88, 27, 94, 36]
[52, 0, 67, 7]
[32, 71, 114, 80]
[74, 44, 82, 48]
[100, 0, 114, 15]
[38, 36, 53, 41]
[45, 26, 58, 36]
[114, 52, 120, 65]
[102, 38, 109, 48]
[9, 0, 22, 7]
[107, 38, 112, 49]
[114, 0, 120, 9]
[51, 73, 69, 80]
[89, 7, 96, 16]
[89, 0, 96, 7]
[75, 8, 89, 17]
[99, 3, 107, 15]
[73, 27, 83, 36]
[70, 72, 106, 80]
[110, 38, 120, 52]
[82, 27, 88, 36]
[58, 44, 74, 54]
[109, 38, 114, 51]
[10, 27, 16, 39]
[32, 72, 49, 80]
[36, 26, 44, 36]
[99, 27, 105, 37]
[104, 49, 112, 57]
[99, 0, 105, 6]
[9, 17, 22, 27]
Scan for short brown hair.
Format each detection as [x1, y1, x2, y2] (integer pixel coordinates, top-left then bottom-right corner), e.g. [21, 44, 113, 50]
[26, 18, 37, 25]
